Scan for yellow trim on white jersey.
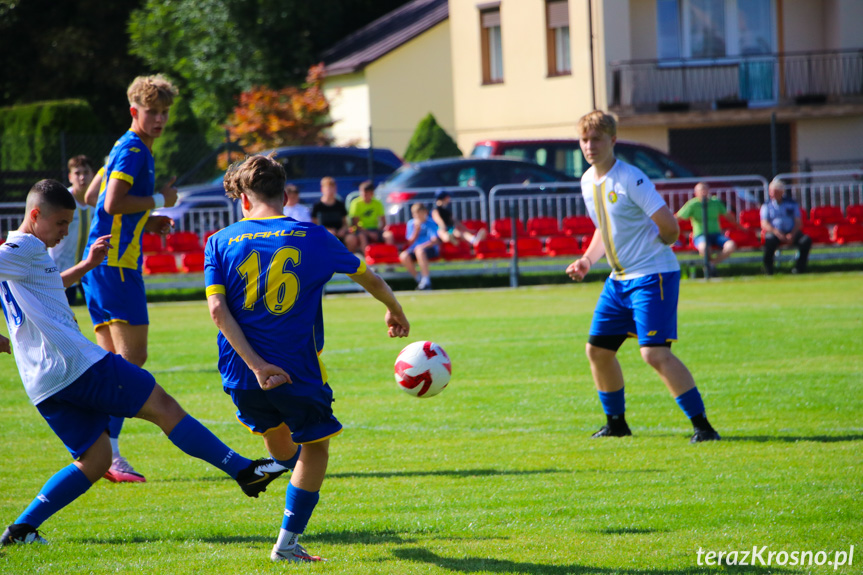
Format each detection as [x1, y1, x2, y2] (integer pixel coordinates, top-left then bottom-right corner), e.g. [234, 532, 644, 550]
[595, 181, 624, 276]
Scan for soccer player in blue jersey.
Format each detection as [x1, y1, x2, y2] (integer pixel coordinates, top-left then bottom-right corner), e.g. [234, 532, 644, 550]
[204, 155, 410, 562]
[0, 180, 285, 547]
[81, 75, 180, 482]
[566, 111, 720, 444]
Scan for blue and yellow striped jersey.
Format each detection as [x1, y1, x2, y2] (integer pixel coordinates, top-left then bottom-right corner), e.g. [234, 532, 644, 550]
[86, 131, 155, 271]
[205, 217, 366, 392]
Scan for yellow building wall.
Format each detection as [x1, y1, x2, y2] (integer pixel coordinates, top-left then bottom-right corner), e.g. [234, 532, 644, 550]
[323, 73, 371, 146]
[449, 0, 595, 154]
[366, 20, 455, 157]
[782, 0, 826, 52]
[795, 116, 863, 163]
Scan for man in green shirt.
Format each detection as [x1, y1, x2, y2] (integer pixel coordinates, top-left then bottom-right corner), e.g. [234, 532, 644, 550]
[348, 180, 386, 254]
[676, 182, 740, 269]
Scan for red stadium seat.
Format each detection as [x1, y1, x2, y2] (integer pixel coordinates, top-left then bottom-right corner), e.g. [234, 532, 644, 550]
[562, 216, 595, 238]
[672, 232, 696, 252]
[810, 206, 847, 226]
[143, 254, 178, 275]
[544, 235, 582, 257]
[166, 231, 203, 253]
[831, 223, 863, 245]
[490, 218, 524, 239]
[676, 218, 693, 233]
[719, 215, 735, 230]
[474, 239, 508, 259]
[739, 209, 762, 230]
[383, 222, 407, 245]
[142, 233, 165, 254]
[509, 238, 544, 258]
[799, 207, 808, 223]
[526, 217, 560, 238]
[203, 230, 219, 244]
[845, 205, 863, 225]
[724, 228, 760, 249]
[801, 224, 832, 245]
[461, 219, 488, 234]
[364, 243, 401, 265]
[440, 241, 473, 261]
[180, 252, 206, 273]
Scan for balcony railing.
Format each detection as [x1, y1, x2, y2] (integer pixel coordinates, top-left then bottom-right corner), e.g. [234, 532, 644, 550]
[610, 49, 863, 112]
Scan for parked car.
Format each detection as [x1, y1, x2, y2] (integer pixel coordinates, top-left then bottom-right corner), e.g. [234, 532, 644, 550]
[471, 139, 698, 181]
[377, 157, 577, 220]
[155, 146, 403, 226]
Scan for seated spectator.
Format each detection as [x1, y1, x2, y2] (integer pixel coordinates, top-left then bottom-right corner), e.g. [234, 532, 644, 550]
[348, 180, 385, 253]
[399, 203, 439, 291]
[431, 190, 486, 247]
[761, 179, 811, 275]
[312, 176, 357, 251]
[676, 182, 743, 272]
[283, 184, 311, 222]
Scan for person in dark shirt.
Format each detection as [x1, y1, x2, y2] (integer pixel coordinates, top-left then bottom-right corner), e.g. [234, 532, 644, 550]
[311, 177, 357, 251]
[431, 190, 486, 248]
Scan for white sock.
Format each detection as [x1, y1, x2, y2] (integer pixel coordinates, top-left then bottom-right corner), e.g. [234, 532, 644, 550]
[110, 438, 121, 458]
[275, 529, 298, 551]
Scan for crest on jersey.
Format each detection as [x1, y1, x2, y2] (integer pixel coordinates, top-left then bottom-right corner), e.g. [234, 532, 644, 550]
[607, 190, 618, 204]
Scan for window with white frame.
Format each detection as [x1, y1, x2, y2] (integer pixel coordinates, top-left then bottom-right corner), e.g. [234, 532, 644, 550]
[481, 7, 503, 84]
[547, 0, 571, 76]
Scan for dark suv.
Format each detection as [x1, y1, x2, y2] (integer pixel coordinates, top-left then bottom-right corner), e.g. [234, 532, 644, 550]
[471, 139, 697, 181]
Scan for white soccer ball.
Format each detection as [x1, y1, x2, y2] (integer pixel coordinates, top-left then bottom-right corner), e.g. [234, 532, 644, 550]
[394, 341, 451, 398]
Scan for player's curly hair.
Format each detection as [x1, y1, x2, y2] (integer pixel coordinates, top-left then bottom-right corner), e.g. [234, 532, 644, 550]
[223, 154, 286, 201]
[577, 110, 617, 138]
[127, 74, 178, 108]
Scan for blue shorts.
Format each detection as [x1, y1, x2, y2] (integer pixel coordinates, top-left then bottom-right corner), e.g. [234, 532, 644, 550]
[693, 233, 729, 250]
[36, 354, 156, 459]
[589, 271, 680, 346]
[82, 265, 149, 328]
[227, 383, 342, 444]
[407, 244, 440, 260]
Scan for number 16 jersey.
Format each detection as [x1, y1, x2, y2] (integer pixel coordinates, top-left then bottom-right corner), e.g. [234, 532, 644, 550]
[204, 216, 366, 393]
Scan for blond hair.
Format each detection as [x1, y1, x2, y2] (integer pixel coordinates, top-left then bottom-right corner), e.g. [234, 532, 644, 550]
[576, 110, 617, 138]
[223, 154, 286, 201]
[127, 74, 178, 108]
[320, 176, 336, 188]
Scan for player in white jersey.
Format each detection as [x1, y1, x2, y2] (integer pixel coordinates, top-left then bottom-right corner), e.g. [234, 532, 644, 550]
[566, 111, 720, 444]
[0, 180, 286, 547]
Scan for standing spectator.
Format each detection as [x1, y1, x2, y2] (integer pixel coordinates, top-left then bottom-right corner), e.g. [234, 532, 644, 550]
[761, 179, 811, 275]
[399, 203, 439, 291]
[81, 75, 179, 483]
[283, 184, 311, 222]
[348, 180, 386, 254]
[311, 177, 357, 251]
[48, 155, 96, 305]
[431, 190, 486, 247]
[675, 182, 742, 273]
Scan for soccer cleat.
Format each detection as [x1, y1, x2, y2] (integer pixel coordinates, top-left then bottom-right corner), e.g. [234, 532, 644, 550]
[1, 523, 48, 546]
[271, 543, 326, 563]
[690, 428, 721, 443]
[416, 277, 432, 291]
[591, 423, 632, 438]
[236, 458, 287, 498]
[103, 456, 146, 483]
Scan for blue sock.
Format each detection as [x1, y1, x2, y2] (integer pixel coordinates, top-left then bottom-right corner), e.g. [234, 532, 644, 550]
[107, 415, 124, 439]
[167, 415, 251, 479]
[16, 464, 92, 528]
[282, 484, 319, 533]
[273, 445, 301, 470]
[598, 387, 625, 416]
[675, 387, 706, 419]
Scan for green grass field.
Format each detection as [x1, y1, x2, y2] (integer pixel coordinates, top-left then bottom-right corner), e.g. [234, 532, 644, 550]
[1, 273, 861, 574]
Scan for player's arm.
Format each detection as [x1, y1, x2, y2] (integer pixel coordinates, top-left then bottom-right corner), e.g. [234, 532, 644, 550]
[349, 268, 410, 338]
[207, 293, 291, 389]
[567, 229, 606, 282]
[60, 234, 112, 287]
[104, 176, 178, 215]
[651, 206, 680, 245]
[84, 169, 103, 207]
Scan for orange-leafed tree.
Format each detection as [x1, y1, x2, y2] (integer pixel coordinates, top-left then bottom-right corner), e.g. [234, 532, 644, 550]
[223, 64, 333, 166]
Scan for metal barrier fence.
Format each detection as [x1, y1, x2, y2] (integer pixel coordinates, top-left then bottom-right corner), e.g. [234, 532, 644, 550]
[774, 170, 863, 213]
[381, 187, 487, 224]
[160, 197, 237, 238]
[0, 202, 25, 237]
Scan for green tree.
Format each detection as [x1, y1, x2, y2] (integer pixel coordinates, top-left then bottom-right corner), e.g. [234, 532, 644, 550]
[152, 95, 214, 185]
[404, 114, 462, 162]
